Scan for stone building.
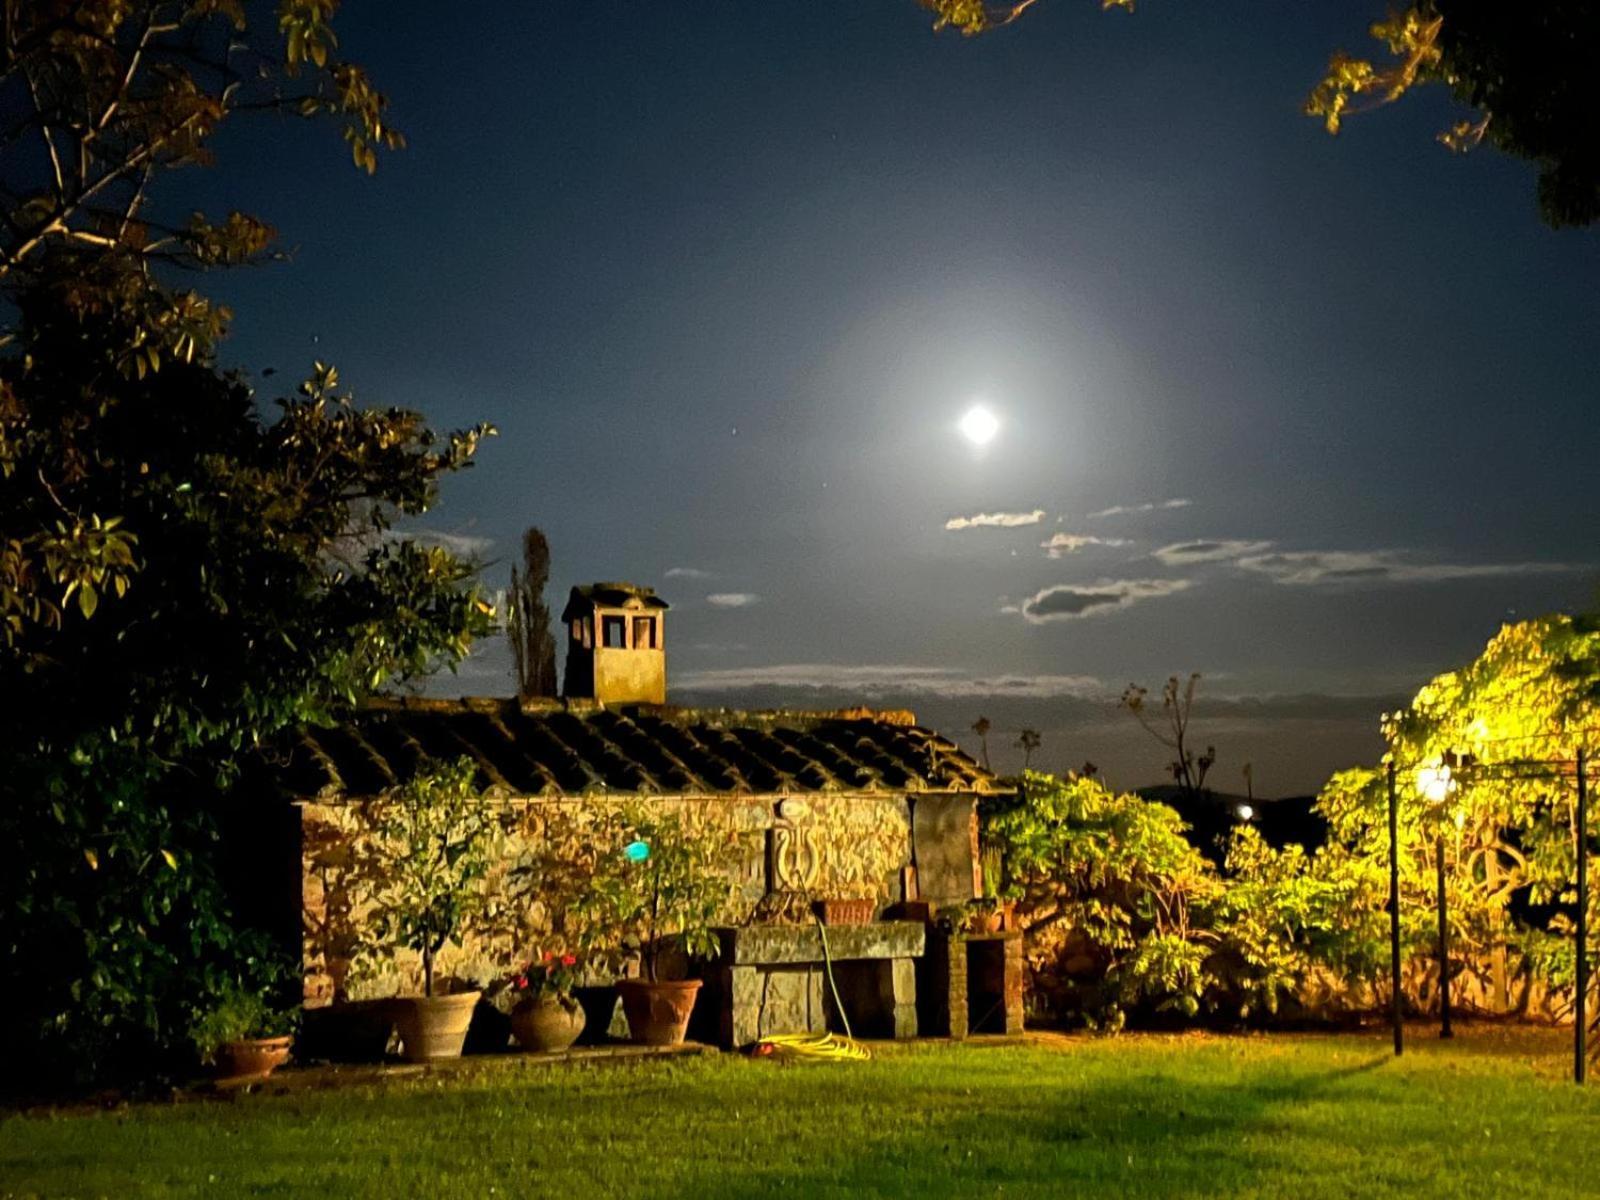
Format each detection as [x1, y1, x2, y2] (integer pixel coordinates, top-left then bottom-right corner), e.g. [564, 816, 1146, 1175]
[269, 581, 1019, 1046]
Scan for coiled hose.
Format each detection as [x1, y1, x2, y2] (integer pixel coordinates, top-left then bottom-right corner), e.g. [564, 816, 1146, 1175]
[751, 913, 871, 1062]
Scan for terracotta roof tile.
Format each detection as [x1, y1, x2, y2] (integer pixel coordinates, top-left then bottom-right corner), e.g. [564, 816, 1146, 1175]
[278, 696, 1005, 800]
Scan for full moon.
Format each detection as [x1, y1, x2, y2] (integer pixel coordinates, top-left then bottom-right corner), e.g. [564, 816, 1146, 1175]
[958, 404, 1000, 446]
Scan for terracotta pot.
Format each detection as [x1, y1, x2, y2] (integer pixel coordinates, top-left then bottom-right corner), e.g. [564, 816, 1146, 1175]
[815, 898, 875, 926]
[392, 991, 481, 1062]
[217, 1035, 292, 1083]
[616, 978, 702, 1046]
[510, 993, 587, 1053]
[968, 905, 1008, 936]
[997, 901, 1017, 932]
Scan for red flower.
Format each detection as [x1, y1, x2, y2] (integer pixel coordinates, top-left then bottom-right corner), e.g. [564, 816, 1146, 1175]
[514, 975, 529, 990]
[561, 954, 577, 967]
[542, 950, 554, 962]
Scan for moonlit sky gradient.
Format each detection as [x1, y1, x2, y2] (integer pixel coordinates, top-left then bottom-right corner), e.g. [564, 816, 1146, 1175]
[180, 2, 1600, 794]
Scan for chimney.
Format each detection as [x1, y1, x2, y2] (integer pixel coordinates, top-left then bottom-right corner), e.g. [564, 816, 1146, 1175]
[559, 582, 669, 705]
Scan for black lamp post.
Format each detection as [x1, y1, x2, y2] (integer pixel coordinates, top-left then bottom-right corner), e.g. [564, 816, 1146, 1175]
[1386, 762, 1403, 1056]
[1435, 828, 1453, 1038]
[1419, 760, 1456, 1039]
[1577, 747, 1588, 1086]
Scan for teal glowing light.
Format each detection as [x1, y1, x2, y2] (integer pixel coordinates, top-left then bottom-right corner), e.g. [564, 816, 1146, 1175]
[623, 840, 651, 863]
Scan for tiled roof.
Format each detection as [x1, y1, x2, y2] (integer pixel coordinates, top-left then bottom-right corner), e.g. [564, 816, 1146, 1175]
[275, 697, 1005, 800]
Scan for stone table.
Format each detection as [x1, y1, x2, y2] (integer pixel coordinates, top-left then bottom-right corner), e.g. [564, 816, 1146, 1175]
[705, 922, 926, 1049]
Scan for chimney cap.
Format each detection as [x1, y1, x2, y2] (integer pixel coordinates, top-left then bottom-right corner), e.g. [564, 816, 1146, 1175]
[560, 581, 670, 621]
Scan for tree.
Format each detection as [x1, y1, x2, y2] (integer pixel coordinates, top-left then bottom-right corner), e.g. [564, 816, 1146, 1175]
[507, 527, 558, 700]
[971, 715, 993, 771]
[1015, 727, 1041, 770]
[1, 0, 400, 299]
[1121, 674, 1215, 800]
[920, 1, 1600, 229]
[1308, 613, 1600, 1017]
[0, 4, 495, 1088]
[1, 0, 404, 638]
[1, 320, 493, 1085]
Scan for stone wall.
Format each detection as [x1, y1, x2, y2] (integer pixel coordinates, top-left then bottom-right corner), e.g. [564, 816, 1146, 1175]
[298, 792, 913, 1006]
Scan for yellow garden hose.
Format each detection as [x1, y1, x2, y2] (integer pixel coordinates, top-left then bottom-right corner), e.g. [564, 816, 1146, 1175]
[750, 913, 871, 1062]
[753, 1031, 871, 1061]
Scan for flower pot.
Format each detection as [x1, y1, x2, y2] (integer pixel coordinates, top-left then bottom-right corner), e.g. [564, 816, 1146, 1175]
[511, 994, 587, 1053]
[815, 898, 875, 926]
[393, 991, 481, 1062]
[967, 903, 1013, 936]
[615, 978, 702, 1046]
[216, 1035, 292, 1084]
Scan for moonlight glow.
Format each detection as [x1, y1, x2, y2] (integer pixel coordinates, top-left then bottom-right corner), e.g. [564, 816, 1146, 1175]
[958, 405, 1000, 446]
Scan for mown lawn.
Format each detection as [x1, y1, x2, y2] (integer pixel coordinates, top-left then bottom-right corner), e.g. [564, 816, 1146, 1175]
[3, 1026, 1595, 1199]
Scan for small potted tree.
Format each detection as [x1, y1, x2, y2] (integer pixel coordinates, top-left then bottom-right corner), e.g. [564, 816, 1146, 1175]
[508, 950, 587, 1052]
[356, 756, 502, 1062]
[190, 981, 300, 1086]
[586, 809, 732, 1045]
[968, 845, 1017, 934]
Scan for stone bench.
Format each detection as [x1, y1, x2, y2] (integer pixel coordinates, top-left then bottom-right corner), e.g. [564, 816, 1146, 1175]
[705, 922, 926, 1049]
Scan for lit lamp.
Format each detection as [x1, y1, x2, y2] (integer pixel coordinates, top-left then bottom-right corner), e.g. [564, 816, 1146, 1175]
[1417, 761, 1455, 1039]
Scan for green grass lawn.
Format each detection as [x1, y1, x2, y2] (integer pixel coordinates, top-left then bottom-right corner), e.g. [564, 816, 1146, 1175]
[3, 1026, 1596, 1199]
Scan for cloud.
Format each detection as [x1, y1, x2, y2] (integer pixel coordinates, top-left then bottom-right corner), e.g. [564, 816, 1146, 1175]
[1153, 539, 1271, 566]
[944, 509, 1046, 531]
[1041, 533, 1131, 558]
[401, 529, 495, 557]
[1087, 498, 1192, 520]
[665, 566, 712, 579]
[1020, 578, 1194, 622]
[707, 592, 761, 607]
[1235, 550, 1580, 587]
[675, 663, 1104, 700]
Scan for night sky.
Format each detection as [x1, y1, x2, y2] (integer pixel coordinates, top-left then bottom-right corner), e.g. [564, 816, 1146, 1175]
[184, 2, 1599, 795]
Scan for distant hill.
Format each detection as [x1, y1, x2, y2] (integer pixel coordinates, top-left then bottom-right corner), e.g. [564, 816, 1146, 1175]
[1135, 785, 1328, 864]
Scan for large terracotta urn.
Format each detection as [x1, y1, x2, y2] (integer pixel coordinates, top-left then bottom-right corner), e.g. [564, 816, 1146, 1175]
[615, 979, 702, 1046]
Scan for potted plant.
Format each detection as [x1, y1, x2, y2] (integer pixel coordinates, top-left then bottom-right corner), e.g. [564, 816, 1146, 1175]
[508, 950, 587, 1053]
[356, 756, 503, 1062]
[190, 982, 300, 1086]
[584, 809, 732, 1045]
[971, 845, 1017, 934]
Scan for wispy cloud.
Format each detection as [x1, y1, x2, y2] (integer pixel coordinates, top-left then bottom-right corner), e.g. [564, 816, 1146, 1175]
[675, 663, 1104, 700]
[707, 592, 761, 608]
[1087, 498, 1192, 520]
[1236, 550, 1580, 587]
[944, 509, 1046, 531]
[1020, 578, 1194, 622]
[1041, 533, 1131, 558]
[1153, 539, 1271, 566]
[403, 529, 495, 557]
[665, 566, 712, 579]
